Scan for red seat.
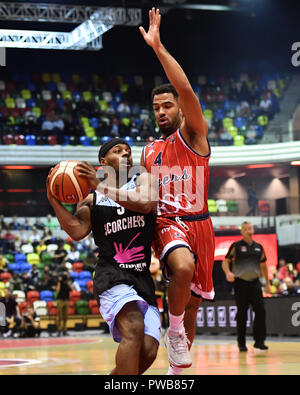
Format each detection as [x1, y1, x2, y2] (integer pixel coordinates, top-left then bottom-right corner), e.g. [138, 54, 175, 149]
[0, 272, 12, 283]
[10, 108, 19, 117]
[27, 290, 40, 304]
[18, 302, 28, 315]
[47, 135, 57, 145]
[3, 134, 14, 144]
[69, 291, 81, 302]
[14, 134, 25, 145]
[68, 307, 75, 315]
[87, 280, 93, 293]
[258, 200, 270, 213]
[47, 301, 57, 315]
[72, 262, 84, 273]
[89, 299, 99, 315]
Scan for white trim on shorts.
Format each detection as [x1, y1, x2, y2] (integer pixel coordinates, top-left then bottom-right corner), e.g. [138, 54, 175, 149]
[98, 284, 161, 344]
[190, 282, 215, 300]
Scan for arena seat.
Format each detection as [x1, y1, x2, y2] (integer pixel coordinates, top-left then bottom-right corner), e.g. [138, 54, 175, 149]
[18, 301, 28, 315]
[14, 134, 25, 145]
[13, 290, 26, 303]
[40, 290, 54, 302]
[0, 282, 5, 296]
[227, 200, 239, 214]
[69, 291, 81, 303]
[76, 279, 89, 290]
[258, 200, 270, 214]
[47, 135, 58, 145]
[0, 271, 12, 283]
[27, 252, 40, 265]
[70, 271, 80, 281]
[222, 117, 233, 130]
[3, 134, 14, 145]
[75, 300, 89, 315]
[33, 300, 48, 316]
[27, 291, 40, 304]
[80, 136, 91, 146]
[89, 300, 99, 315]
[47, 301, 58, 316]
[25, 134, 36, 145]
[208, 199, 218, 214]
[91, 136, 101, 146]
[79, 271, 92, 280]
[86, 280, 93, 293]
[15, 253, 27, 263]
[72, 262, 84, 273]
[216, 199, 228, 214]
[233, 135, 245, 146]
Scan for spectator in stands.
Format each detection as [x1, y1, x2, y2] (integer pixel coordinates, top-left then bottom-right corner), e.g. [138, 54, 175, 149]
[22, 218, 32, 231]
[53, 243, 68, 265]
[218, 128, 233, 145]
[29, 227, 42, 250]
[246, 186, 258, 216]
[36, 239, 47, 255]
[281, 277, 300, 296]
[117, 100, 131, 117]
[236, 100, 251, 118]
[22, 272, 37, 293]
[66, 243, 80, 264]
[56, 273, 73, 336]
[42, 227, 53, 244]
[259, 93, 273, 117]
[45, 214, 58, 230]
[9, 216, 21, 231]
[52, 113, 64, 134]
[245, 125, 257, 140]
[0, 215, 8, 230]
[20, 305, 41, 338]
[34, 217, 45, 230]
[8, 272, 24, 293]
[0, 254, 8, 273]
[0, 287, 21, 338]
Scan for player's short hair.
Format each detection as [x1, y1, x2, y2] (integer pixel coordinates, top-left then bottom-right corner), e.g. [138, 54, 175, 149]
[151, 83, 178, 101]
[241, 221, 253, 227]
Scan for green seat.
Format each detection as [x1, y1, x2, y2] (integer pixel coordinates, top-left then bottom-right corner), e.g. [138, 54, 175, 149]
[222, 117, 233, 130]
[75, 300, 89, 315]
[203, 109, 213, 121]
[91, 136, 101, 146]
[3, 253, 14, 263]
[228, 125, 238, 138]
[233, 135, 244, 146]
[257, 115, 269, 127]
[227, 200, 239, 214]
[208, 199, 218, 214]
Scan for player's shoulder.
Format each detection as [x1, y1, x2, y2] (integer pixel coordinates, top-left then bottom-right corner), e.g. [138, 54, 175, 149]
[77, 192, 94, 209]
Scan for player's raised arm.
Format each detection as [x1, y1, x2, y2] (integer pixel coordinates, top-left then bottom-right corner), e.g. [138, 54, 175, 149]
[139, 7, 207, 139]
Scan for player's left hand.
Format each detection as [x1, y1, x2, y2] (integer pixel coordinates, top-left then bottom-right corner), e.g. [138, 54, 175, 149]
[139, 7, 162, 50]
[77, 161, 100, 190]
[264, 283, 272, 295]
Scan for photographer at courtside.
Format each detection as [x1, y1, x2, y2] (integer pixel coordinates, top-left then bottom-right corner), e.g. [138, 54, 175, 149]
[56, 273, 73, 336]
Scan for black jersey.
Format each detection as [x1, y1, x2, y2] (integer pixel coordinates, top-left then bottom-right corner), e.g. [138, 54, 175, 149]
[91, 175, 157, 307]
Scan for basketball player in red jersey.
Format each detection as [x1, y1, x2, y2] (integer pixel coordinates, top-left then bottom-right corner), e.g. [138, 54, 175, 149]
[140, 8, 215, 374]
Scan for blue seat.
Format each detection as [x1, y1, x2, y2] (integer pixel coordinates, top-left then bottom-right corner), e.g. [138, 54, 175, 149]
[72, 91, 81, 102]
[254, 125, 263, 138]
[40, 290, 54, 301]
[70, 271, 80, 280]
[47, 81, 57, 91]
[15, 253, 27, 263]
[223, 100, 233, 111]
[101, 136, 111, 144]
[90, 117, 99, 128]
[26, 98, 36, 108]
[19, 263, 32, 273]
[123, 136, 133, 146]
[214, 108, 225, 121]
[79, 270, 92, 280]
[8, 263, 20, 274]
[114, 92, 123, 103]
[76, 279, 88, 290]
[25, 134, 36, 145]
[200, 101, 207, 110]
[80, 136, 91, 146]
[234, 117, 246, 129]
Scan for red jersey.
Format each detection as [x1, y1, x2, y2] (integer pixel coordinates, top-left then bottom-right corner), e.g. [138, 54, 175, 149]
[143, 129, 210, 217]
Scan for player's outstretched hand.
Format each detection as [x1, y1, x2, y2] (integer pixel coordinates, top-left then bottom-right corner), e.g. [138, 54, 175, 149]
[139, 7, 162, 50]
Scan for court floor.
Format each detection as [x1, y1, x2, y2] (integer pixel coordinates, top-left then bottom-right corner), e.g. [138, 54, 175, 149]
[0, 331, 299, 375]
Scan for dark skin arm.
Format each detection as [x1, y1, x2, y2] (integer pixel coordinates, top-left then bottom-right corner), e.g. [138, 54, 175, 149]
[46, 171, 92, 241]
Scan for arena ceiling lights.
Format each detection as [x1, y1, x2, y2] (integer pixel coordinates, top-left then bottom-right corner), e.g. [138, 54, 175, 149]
[0, 2, 142, 50]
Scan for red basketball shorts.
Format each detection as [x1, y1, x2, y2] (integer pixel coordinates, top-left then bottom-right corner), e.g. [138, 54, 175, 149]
[152, 215, 215, 300]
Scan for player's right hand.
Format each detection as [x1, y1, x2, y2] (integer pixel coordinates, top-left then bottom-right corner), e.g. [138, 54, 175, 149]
[226, 272, 235, 282]
[139, 7, 162, 50]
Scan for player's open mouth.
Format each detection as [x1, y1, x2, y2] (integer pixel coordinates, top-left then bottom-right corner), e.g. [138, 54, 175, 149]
[158, 118, 168, 126]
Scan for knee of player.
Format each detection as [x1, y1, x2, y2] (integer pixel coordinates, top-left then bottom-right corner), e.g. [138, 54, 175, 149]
[122, 312, 145, 342]
[170, 259, 194, 281]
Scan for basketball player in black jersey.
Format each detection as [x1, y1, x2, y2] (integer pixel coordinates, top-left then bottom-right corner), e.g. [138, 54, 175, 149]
[46, 138, 160, 375]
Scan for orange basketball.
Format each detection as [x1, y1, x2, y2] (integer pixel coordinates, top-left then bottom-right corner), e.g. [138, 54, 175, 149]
[49, 160, 90, 204]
